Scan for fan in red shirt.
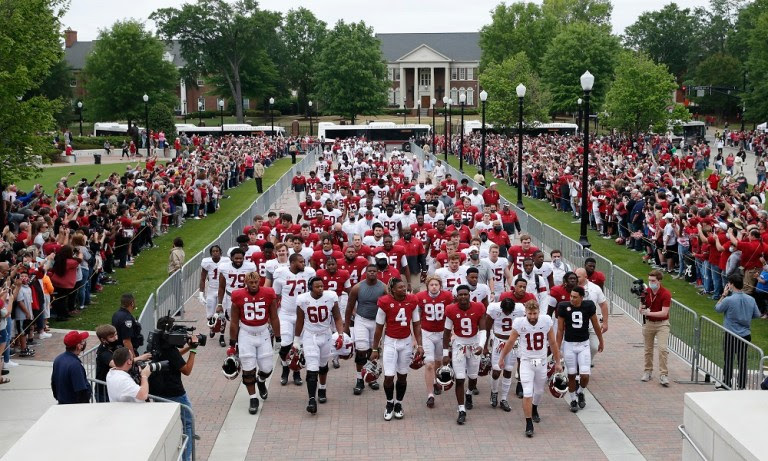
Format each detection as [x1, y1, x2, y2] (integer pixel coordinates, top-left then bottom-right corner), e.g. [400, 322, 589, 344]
[447, 218, 473, 244]
[396, 229, 427, 278]
[485, 221, 511, 250]
[507, 234, 538, 276]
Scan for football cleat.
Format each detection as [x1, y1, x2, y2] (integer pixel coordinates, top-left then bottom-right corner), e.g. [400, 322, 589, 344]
[426, 396, 435, 408]
[384, 402, 395, 421]
[500, 399, 511, 412]
[435, 365, 455, 391]
[293, 371, 303, 386]
[369, 381, 380, 390]
[525, 421, 534, 437]
[516, 381, 524, 399]
[457, 410, 466, 425]
[578, 392, 586, 409]
[257, 379, 268, 400]
[549, 372, 569, 399]
[221, 355, 241, 380]
[307, 397, 317, 414]
[280, 366, 289, 385]
[393, 402, 404, 419]
[465, 393, 473, 410]
[219, 335, 226, 347]
[477, 353, 492, 377]
[353, 378, 364, 395]
[490, 392, 498, 408]
[570, 400, 579, 413]
[248, 397, 259, 415]
[318, 388, 327, 403]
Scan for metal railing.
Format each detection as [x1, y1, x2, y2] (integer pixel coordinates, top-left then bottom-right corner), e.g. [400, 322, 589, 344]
[678, 424, 709, 461]
[411, 141, 767, 389]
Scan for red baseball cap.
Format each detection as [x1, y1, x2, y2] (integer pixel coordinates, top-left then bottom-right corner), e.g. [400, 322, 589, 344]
[63, 331, 89, 348]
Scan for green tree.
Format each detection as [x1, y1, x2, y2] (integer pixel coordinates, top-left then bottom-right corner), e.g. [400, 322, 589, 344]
[0, 0, 65, 181]
[478, 52, 551, 129]
[152, 0, 283, 123]
[689, 53, 743, 118]
[148, 103, 177, 140]
[541, 0, 613, 27]
[27, 56, 73, 129]
[745, 11, 768, 123]
[623, 3, 701, 82]
[280, 8, 327, 114]
[540, 22, 619, 113]
[314, 20, 387, 123]
[479, 2, 554, 72]
[603, 51, 678, 135]
[83, 20, 177, 129]
[663, 103, 693, 133]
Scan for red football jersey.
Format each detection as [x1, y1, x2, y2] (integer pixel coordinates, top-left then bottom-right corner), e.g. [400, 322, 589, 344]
[316, 268, 350, 297]
[415, 290, 453, 333]
[338, 256, 369, 286]
[231, 287, 276, 327]
[445, 302, 487, 337]
[249, 252, 276, 286]
[381, 245, 407, 270]
[377, 294, 419, 339]
[499, 291, 536, 305]
[299, 201, 321, 221]
[587, 270, 606, 290]
[309, 219, 332, 235]
[507, 245, 539, 275]
[310, 250, 344, 270]
[410, 222, 433, 244]
[427, 228, 451, 258]
[377, 266, 401, 285]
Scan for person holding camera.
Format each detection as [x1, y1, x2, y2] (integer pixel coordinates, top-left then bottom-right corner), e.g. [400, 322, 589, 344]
[107, 347, 152, 402]
[640, 270, 672, 386]
[148, 316, 197, 461]
[95, 324, 151, 402]
[715, 274, 761, 390]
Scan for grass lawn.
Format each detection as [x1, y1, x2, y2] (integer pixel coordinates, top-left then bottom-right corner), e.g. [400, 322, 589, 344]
[16, 162, 146, 192]
[22, 158, 294, 331]
[441, 154, 768, 353]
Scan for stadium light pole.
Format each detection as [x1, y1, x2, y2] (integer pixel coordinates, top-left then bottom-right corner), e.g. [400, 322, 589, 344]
[459, 93, 466, 173]
[77, 101, 83, 136]
[219, 99, 224, 133]
[143, 94, 150, 157]
[579, 70, 594, 249]
[480, 90, 488, 177]
[431, 97, 436, 156]
[269, 97, 275, 137]
[577, 98, 583, 136]
[442, 96, 449, 161]
[516, 84, 525, 210]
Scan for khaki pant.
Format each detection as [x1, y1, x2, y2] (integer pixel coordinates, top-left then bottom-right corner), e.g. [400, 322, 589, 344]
[643, 320, 670, 376]
[743, 268, 758, 295]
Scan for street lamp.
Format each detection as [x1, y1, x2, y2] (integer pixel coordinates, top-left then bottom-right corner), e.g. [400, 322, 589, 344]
[417, 100, 421, 124]
[442, 96, 449, 161]
[143, 94, 150, 157]
[480, 90, 488, 176]
[459, 92, 466, 173]
[431, 97, 436, 155]
[308, 100, 313, 137]
[197, 100, 202, 126]
[448, 98, 453, 157]
[579, 70, 594, 249]
[515, 83, 526, 209]
[77, 101, 83, 136]
[577, 98, 583, 136]
[269, 97, 275, 136]
[183, 101, 187, 124]
[219, 99, 224, 133]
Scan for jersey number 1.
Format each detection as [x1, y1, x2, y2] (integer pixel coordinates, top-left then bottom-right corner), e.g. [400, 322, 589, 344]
[524, 332, 544, 351]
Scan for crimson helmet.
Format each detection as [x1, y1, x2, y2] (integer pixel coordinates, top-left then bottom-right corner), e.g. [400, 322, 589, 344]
[435, 365, 455, 391]
[409, 348, 425, 370]
[222, 355, 241, 380]
[361, 360, 382, 383]
[213, 314, 226, 334]
[331, 332, 354, 360]
[549, 371, 568, 398]
[478, 353, 492, 376]
[287, 346, 306, 372]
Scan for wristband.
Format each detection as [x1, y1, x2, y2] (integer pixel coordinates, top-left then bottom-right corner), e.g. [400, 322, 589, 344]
[217, 303, 222, 307]
[189, 349, 197, 354]
[442, 348, 449, 356]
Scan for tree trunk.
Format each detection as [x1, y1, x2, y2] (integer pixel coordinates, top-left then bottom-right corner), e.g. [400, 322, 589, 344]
[233, 69, 244, 123]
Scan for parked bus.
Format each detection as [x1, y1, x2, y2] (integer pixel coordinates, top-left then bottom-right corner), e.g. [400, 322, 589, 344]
[317, 122, 430, 143]
[93, 122, 285, 137]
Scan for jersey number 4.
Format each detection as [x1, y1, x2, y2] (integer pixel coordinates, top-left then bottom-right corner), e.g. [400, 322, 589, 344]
[243, 301, 266, 321]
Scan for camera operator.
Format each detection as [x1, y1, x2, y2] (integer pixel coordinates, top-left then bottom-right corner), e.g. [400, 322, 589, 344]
[107, 347, 152, 402]
[95, 324, 151, 402]
[148, 316, 197, 461]
[640, 270, 672, 387]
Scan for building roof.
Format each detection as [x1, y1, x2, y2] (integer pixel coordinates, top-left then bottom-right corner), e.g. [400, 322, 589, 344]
[376, 32, 481, 62]
[64, 41, 186, 70]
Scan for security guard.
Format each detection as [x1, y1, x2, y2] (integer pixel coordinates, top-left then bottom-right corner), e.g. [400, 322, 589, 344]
[111, 293, 143, 354]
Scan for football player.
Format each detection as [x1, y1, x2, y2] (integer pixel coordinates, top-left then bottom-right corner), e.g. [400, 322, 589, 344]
[371, 278, 423, 421]
[556, 286, 604, 413]
[217, 248, 258, 347]
[316, 258, 351, 368]
[443, 285, 487, 425]
[507, 233, 538, 277]
[273, 254, 317, 386]
[435, 254, 467, 291]
[295, 277, 344, 414]
[198, 245, 230, 337]
[451, 267, 490, 306]
[229, 271, 279, 415]
[263, 243, 290, 287]
[484, 298, 524, 412]
[415, 276, 453, 408]
[499, 300, 562, 438]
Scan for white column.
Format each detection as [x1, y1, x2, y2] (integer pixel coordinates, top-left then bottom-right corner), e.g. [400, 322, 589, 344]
[430, 66, 435, 105]
[444, 65, 450, 104]
[398, 64, 405, 109]
[180, 78, 187, 114]
[413, 66, 418, 109]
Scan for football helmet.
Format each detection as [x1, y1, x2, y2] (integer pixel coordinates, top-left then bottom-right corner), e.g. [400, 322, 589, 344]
[331, 332, 354, 360]
[549, 371, 568, 398]
[478, 353, 492, 376]
[209, 313, 226, 334]
[287, 346, 306, 372]
[361, 360, 382, 383]
[222, 355, 241, 380]
[435, 365, 455, 391]
[409, 348, 425, 370]
[547, 355, 565, 378]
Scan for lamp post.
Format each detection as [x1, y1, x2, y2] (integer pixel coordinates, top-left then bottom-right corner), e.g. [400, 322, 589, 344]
[219, 99, 224, 133]
[183, 101, 187, 124]
[480, 90, 488, 176]
[143, 94, 150, 157]
[269, 97, 275, 136]
[577, 98, 583, 136]
[77, 101, 83, 136]
[579, 70, 594, 249]
[459, 93, 466, 173]
[442, 96, 448, 161]
[448, 98, 453, 157]
[417, 100, 421, 124]
[431, 97, 436, 155]
[308, 100, 313, 136]
[198, 100, 202, 126]
[516, 84, 526, 209]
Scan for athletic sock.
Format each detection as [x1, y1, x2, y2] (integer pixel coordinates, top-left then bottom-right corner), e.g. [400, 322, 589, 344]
[395, 381, 407, 401]
[458, 405, 465, 412]
[569, 392, 577, 401]
[500, 377, 512, 400]
[491, 377, 500, 393]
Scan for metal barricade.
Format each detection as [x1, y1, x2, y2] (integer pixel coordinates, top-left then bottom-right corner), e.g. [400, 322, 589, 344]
[541, 224, 562, 255]
[155, 275, 180, 319]
[80, 344, 99, 380]
[609, 267, 645, 325]
[527, 218, 543, 249]
[668, 300, 700, 381]
[695, 316, 764, 390]
[136, 292, 156, 353]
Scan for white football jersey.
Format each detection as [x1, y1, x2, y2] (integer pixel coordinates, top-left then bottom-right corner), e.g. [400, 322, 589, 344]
[289, 246, 314, 262]
[226, 245, 261, 259]
[512, 315, 553, 360]
[201, 256, 230, 292]
[296, 291, 339, 334]
[323, 208, 343, 225]
[378, 213, 402, 239]
[486, 302, 525, 336]
[436, 266, 467, 291]
[264, 259, 289, 281]
[273, 266, 317, 317]
[219, 260, 258, 294]
[362, 235, 385, 248]
[483, 256, 509, 287]
[452, 283, 491, 304]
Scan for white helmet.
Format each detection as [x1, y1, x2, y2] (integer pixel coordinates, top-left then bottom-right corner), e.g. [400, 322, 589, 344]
[435, 365, 455, 391]
[331, 332, 354, 360]
[222, 355, 241, 380]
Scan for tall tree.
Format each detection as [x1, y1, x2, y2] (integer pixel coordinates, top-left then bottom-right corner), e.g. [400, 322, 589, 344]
[280, 8, 327, 114]
[744, 11, 768, 123]
[541, 0, 613, 27]
[152, 0, 282, 123]
[83, 20, 177, 126]
[0, 0, 65, 182]
[479, 2, 554, 72]
[689, 53, 743, 118]
[603, 51, 678, 135]
[540, 22, 619, 113]
[27, 56, 73, 129]
[314, 20, 387, 124]
[478, 52, 551, 129]
[623, 3, 701, 82]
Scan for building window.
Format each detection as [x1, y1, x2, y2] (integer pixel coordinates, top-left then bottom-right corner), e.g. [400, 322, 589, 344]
[387, 68, 393, 81]
[419, 69, 431, 86]
[388, 88, 395, 105]
[467, 87, 474, 106]
[467, 68, 474, 80]
[196, 77, 204, 86]
[451, 67, 457, 81]
[394, 88, 401, 106]
[242, 98, 250, 109]
[394, 68, 400, 81]
[69, 78, 77, 87]
[450, 87, 458, 102]
[197, 97, 205, 112]
[459, 88, 466, 103]
[459, 68, 466, 81]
